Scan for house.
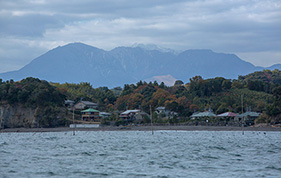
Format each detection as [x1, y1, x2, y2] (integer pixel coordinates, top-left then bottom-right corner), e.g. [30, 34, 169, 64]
[74, 101, 98, 110]
[134, 111, 150, 123]
[119, 110, 140, 122]
[156, 107, 166, 113]
[99, 112, 111, 119]
[191, 111, 216, 119]
[119, 109, 149, 123]
[156, 107, 178, 117]
[81, 108, 101, 123]
[235, 111, 260, 126]
[216, 112, 238, 117]
[65, 99, 75, 106]
[65, 99, 75, 110]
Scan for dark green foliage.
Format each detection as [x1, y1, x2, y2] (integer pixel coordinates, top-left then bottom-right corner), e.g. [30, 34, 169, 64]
[0, 77, 65, 107]
[0, 77, 67, 128]
[189, 76, 231, 97]
[2, 69, 280, 126]
[140, 85, 156, 99]
[121, 84, 134, 96]
[266, 86, 281, 119]
[53, 82, 117, 111]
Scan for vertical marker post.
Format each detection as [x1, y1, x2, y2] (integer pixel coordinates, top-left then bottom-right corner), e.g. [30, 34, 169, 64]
[150, 105, 154, 135]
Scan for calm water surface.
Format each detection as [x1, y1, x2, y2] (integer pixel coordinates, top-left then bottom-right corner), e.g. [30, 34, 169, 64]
[1, 130, 281, 178]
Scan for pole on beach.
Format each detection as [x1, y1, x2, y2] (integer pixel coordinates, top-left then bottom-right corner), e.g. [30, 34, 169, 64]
[241, 95, 244, 135]
[150, 105, 154, 135]
[72, 105, 75, 136]
[0, 114, 2, 129]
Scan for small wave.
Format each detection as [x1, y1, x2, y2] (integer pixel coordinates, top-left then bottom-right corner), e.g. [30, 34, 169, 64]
[208, 145, 227, 151]
[45, 136, 58, 140]
[0, 141, 8, 147]
[266, 166, 281, 171]
[80, 152, 92, 156]
[202, 155, 219, 160]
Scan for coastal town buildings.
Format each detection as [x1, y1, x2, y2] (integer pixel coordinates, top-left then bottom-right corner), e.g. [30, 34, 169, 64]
[81, 108, 101, 123]
[74, 101, 98, 110]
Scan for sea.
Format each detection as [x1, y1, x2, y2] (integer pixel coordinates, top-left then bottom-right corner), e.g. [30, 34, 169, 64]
[0, 130, 281, 178]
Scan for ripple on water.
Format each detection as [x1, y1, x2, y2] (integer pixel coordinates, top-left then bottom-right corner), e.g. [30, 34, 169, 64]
[0, 131, 281, 177]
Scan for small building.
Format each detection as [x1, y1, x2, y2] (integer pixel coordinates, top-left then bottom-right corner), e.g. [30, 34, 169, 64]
[74, 101, 98, 110]
[191, 111, 216, 119]
[156, 106, 178, 117]
[217, 112, 238, 117]
[119, 110, 140, 122]
[156, 107, 166, 113]
[216, 112, 238, 126]
[99, 112, 111, 119]
[65, 100, 75, 110]
[235, 111, 260, 126]
[119, 109, 149, 123]
[81, 108, 101, 123]
[65, 99, 75, 106]
[134, 111, 150, 123]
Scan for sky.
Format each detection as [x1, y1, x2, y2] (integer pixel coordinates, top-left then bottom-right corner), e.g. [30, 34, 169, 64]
[0, 0, 281, 73]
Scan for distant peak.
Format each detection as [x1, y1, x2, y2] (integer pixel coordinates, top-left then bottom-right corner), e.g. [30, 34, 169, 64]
[131, 43, 176, 54]
[64, 42, 92, 48]
[185, 49, 214, 53]
[59, 42, 103, 51]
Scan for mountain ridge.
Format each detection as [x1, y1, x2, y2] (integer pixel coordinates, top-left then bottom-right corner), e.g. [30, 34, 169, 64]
[0, 42, 280, 88]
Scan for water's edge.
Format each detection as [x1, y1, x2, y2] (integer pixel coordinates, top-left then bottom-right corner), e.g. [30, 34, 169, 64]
[1, 125, 281, 133]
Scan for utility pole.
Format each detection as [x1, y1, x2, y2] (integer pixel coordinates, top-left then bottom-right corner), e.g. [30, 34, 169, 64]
[150, 105, 154, 135]
[72, 104, 75, 136]
[241, 95, 244, 135]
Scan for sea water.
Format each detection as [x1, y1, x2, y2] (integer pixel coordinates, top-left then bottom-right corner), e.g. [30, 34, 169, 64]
[0, 130, 281, 178]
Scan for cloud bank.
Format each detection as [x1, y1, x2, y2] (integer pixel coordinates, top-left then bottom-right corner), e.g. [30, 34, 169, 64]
[0, 0, 281, 72]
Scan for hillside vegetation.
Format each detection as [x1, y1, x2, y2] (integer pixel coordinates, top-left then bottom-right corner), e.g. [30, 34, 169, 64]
[55, 69, 281, 124]
[0, 70, 280, 127]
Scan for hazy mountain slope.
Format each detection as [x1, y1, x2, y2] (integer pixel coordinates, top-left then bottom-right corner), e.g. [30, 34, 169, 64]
[0, 42, 280, 87]
[168, 49, 257, 80]
[266, 64, 281, 71]
[1, 43, 135, 87]
[109, 47, 175, 79]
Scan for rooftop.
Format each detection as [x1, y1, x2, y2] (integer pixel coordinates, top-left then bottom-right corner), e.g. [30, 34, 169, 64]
[81, 108, 100, 113]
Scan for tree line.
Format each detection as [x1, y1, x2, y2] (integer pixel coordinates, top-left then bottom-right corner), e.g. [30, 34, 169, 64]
[0, 69, 280, 126]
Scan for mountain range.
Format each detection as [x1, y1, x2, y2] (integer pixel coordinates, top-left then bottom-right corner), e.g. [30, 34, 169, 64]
[0, 42, 280, 88]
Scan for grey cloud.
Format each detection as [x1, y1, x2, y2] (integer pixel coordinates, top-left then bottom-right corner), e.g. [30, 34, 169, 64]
[0, 0, 280, 72]
[0, 13, 65, 37]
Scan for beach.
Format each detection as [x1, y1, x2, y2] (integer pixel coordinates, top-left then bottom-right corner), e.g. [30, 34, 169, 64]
[1, 125, 281, 133]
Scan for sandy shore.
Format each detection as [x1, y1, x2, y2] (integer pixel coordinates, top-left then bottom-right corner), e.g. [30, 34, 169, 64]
[1, 125, 281, 133]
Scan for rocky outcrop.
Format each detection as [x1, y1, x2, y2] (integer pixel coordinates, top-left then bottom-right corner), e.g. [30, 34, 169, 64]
[0, 103, 67, 128]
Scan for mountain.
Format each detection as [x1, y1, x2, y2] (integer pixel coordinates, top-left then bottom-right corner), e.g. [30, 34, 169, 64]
[168, 49, 257, 80]
[0, 42, 280, 88]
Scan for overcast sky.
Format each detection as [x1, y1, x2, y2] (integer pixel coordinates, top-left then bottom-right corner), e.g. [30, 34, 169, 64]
[1, 0, 281, 73]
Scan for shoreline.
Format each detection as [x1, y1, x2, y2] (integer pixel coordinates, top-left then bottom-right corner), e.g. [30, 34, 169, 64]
[1, 125, 281, 133]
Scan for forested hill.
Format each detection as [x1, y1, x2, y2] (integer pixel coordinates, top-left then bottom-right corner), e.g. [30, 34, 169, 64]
[1, 70, 280, 128]
[54, 69, 281, 124]
[238, 69, 281, 85]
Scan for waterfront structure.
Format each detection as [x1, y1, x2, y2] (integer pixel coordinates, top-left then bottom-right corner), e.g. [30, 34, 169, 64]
[64, 99, 75, 106]
[217, 112, 238, 117]
[119, 110, 149, 123]
[99, 112, 111, 119]
[74, 101, 98, 110]
[235, 111, 260, 126]
[191, 110, 216, 119]
[81, 108, 101, 123]
[156, 106, 178, 117]
[119, 110, 140, 122]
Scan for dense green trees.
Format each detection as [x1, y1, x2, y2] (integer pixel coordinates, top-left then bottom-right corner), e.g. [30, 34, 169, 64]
[0, 78, 67, 128]
[0, 77, 65, 107]
[52, 82, 117, 111]
[1, 69, 280, 126]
